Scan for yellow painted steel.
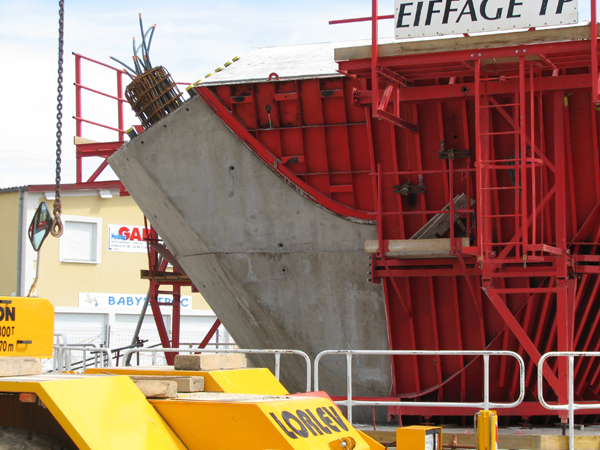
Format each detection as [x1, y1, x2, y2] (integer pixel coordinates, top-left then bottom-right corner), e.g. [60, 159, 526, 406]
[85, 366, 288, 394]
[396, 426, 442, 450]
[151, 394, 383, 450]
[0, 296, 53, 358]
[476, 410, 498, 450]
[0, 374, 186, 450]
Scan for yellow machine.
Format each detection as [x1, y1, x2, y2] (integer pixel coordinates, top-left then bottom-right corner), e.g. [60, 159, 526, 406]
[0, 294, 386, 450]
[0, 297, 54, 358]
[396, 426, 442, 450]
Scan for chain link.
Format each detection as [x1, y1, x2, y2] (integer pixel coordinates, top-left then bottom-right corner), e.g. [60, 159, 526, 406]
[51, 0, 65, 238]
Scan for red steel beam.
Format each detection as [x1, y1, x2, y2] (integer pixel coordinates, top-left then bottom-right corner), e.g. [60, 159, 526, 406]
[197, 319, 222, 351]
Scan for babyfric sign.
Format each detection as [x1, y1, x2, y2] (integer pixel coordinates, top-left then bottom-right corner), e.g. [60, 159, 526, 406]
[394, 0, 578, 38]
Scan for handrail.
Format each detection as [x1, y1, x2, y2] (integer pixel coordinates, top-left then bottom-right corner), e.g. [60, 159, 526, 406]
[72, 53, 126, 73]
[122, 347, 312, 392]
[538, 351, 600, 450]
[314, 349, 525, 424]
[59, 346, 112, 371]
[73, 53, 127, 184]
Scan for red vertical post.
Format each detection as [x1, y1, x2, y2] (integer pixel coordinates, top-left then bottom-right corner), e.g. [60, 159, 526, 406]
[75, 54, 83, 184]
[519, 55, 528, 257]
[474, 59, 483, 259]
[449, 157, 455, 250]
[117, 71, 124, 143]
[377, 163, 384, 258]
[530, 64, 537, 249]
[371, 0, 379, 117]
[553, 89, 569, 417]
[592, 0, 599, 104]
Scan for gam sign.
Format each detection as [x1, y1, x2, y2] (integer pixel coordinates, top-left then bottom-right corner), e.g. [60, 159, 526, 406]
[394, 0, 578, 38]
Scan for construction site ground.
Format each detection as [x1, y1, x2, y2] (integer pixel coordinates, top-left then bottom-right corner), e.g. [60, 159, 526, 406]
[357, 424, 600, 449]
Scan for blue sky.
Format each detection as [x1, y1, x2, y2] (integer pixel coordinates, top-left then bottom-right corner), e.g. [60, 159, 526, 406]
[0, 0, 593, 189]
[0, 0, 379, 189]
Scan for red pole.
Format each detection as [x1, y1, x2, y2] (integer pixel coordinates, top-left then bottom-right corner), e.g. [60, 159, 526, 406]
[519, 55, 528, 256]
[117, 70, 124, 142]
[75, 54, 82, 184]
[372, 0, 379, 118]
[553, 89, 569, 418]
[474, 59, 484, 261]
[377, 163, 384, 258]
[592, 0, 598, 103]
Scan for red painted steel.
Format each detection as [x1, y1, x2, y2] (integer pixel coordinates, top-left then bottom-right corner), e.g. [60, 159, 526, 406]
[195, 15, 600, 421]
[197, 319, 222, 351]
[73, 53, 126, 186]
[144, 221, 198, 365]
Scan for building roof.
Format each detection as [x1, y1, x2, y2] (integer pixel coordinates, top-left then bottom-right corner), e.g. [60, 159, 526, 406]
[0, 186, 28, 193]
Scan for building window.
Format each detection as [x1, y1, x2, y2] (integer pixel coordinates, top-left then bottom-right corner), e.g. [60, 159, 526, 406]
[59, 216, 102, 264]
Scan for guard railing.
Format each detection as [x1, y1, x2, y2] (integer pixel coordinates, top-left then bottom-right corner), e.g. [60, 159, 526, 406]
[122, 347, 312, 392]
[314, 349, 525, 424]
[538, 351, 600, 450]
[58, 345, 112, 371]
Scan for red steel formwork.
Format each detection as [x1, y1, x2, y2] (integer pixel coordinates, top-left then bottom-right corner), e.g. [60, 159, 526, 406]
[193, 7, 600, 421]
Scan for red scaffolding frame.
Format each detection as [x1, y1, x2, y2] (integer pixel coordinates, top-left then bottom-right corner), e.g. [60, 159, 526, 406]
[327, 0, 600, 420]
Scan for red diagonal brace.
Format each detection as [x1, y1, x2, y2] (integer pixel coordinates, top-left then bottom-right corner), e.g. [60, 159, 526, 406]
[484, 285, 560, 393]
[197, 319, 222, 352]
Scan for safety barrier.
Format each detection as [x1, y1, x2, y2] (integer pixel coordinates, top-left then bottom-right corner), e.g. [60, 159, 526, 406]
[122, 347, 312, 392]
[538, 352, 600, 450]
[52, 334, 101, 372]
[58, 345, 112, 371]
[314, 349, 525, 424]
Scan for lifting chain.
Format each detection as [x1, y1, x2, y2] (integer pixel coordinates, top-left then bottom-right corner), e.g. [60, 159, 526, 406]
[51, 0, 65, 237]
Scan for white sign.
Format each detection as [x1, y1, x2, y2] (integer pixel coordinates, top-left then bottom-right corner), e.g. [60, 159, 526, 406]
[107, 224, 150, 253]
[79, 292, 192, 309]
[394, 0, 578, 38]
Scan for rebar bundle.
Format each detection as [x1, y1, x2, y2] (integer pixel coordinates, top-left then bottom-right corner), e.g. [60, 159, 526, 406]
[112, 14, 183, 129]
[125, 66, 183, 129]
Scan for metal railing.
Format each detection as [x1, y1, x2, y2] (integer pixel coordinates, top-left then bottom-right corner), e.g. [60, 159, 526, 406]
[314, 349, 525, 424]
[538, 351, 600, 450]
[58, 345, 112, 371]
[122, 347, 312, 392]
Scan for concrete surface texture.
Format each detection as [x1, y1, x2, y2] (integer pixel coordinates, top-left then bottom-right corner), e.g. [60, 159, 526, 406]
[0, 357, 42, 377]
[174, 354, 247, 371]
[108, 95, 392, 398]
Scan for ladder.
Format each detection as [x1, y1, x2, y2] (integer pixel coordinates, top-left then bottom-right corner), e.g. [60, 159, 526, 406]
[474, 55, 537, 269]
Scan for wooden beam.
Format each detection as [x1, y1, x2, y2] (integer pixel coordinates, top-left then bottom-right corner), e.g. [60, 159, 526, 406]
[365, 238, 470, 258]
[74, 136, 100, 145]
[128, 375, 205, 393]
[335, 24, 596, 62]
[140, 270, 191, 283]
